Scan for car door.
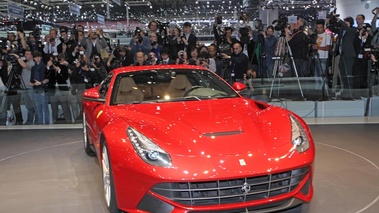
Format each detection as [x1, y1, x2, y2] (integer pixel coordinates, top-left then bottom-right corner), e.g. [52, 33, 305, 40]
[84, 74, 113, 151]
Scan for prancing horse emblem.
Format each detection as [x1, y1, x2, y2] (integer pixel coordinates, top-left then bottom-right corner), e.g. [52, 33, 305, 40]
[241, 182, 251, 194]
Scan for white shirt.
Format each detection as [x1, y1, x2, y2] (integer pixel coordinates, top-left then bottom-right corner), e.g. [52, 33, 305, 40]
[21, 60, 35, 89]
[316, 32, 332, 59]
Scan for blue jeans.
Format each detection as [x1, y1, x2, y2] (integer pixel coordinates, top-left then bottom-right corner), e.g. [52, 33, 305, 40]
[33, 91, 50, 125]
[21, 89, 37, 124]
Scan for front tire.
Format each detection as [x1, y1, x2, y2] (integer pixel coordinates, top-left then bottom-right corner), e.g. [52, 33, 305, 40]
[83, 112, 95, 156]
[102, 141, 119, 213]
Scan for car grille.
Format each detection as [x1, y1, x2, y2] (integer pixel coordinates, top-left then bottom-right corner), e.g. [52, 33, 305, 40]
[151, 167, 309, 206]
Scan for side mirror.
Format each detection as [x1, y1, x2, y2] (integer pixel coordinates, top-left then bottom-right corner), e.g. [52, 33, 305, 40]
[83, 88, 104, 102]
[233, 82, 246, 91]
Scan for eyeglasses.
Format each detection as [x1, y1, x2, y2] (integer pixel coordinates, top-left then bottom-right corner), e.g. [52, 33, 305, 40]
[149, 55, 155, 57]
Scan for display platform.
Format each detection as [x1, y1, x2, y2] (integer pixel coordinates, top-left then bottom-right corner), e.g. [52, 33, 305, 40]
[0, 125, 378, 213]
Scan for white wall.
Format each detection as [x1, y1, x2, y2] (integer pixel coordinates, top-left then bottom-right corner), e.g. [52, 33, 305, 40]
[336, 0, 378, 26]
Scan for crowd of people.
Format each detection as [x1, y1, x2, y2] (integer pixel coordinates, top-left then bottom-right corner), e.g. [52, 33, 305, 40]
[0, 9, 379, 125]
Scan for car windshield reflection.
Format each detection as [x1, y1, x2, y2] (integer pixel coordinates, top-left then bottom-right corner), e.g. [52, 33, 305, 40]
[112, 69, 238, 105]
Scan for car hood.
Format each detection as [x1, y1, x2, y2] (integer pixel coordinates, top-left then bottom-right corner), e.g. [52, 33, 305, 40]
[113, 98, 292, 157]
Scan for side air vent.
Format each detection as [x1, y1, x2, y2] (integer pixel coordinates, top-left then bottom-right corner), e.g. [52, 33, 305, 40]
[202, 130, 243, 137]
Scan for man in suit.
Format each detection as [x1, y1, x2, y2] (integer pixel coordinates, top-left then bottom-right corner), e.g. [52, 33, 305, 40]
[159, 48, 176, 65]
[337, 17, 359, 98]
[81, 29, 109, 64]
[182, 22, 197, 59]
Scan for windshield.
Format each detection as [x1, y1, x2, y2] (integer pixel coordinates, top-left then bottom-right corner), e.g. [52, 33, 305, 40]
[111, 69, 239, 105]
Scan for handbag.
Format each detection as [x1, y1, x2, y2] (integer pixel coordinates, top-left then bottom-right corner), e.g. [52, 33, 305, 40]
[100, 49, 109, 59]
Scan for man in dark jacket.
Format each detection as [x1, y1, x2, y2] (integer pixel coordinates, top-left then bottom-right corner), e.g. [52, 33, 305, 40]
[222, 41, 249, 84]
[286, 18, 310, 77]
[336, 17, 359, 98]
[30, 51, 50, 124]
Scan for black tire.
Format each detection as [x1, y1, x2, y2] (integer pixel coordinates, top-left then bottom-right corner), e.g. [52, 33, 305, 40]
[83, 112, 95, 156]
[102, 141, 120, 213]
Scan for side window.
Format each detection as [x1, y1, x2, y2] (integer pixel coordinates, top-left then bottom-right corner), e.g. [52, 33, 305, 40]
[99, 74, 113, 99]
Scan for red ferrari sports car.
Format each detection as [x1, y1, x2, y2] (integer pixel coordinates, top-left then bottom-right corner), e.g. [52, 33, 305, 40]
[82, 65, 314, 213]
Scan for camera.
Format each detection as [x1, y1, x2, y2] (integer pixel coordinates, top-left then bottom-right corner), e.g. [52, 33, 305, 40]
[255, 19, 264, 32]
[360, 23, 370, 36]
[198, 58, 204, 65]
[49, 38, 55, 43]
[326, 9, 341, 34]
[272, 15, 288, 32]
[53, 61, 60, 67]
[32, 26, 41, 40]
[137, 35, 143, 43]
[158, 21, 170, 34]
[179, 51, 184, 58]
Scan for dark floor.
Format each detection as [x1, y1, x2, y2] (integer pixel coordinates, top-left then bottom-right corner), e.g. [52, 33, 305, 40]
[0, 125, 378, 213]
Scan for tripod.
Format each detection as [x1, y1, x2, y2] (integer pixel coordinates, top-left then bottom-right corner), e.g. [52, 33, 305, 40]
[220, 59, 232, 83]
[0, 60, 23, 125]
[269, 34, 304, 99]
[311, 50, 330, 100]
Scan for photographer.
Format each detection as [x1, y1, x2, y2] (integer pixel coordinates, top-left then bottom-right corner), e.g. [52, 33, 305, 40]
[107, 46, 134, 69]
[262, 26, 277, 78]
[149, 33, 163, 59]
[27, 32, 43, 53]
[43, 29, 60, 56]
[69, 61, 99, 122]
[9, 50, 36, 124]
[208, 44, 223, 75]
[182, 22, 197, 59]
[91, 54, 107, 82]
[285, 18, 310, 77]
[213, 16, 238, 48]
[130, 27, 151, 56]
[236, 13, 252, 48]
[81, 28, 109, 64]
[334, 16, 360, 98]
[354, 23, 373, 89]
[57, 27, 69, 54]
[146, 20, 163, 46]
[46, 54, 72, 124]
[66, 30, 86, 63]
[221, 41, 249, 83]
[176, 50, 188, 65]
[165, 26, 185, 60]
[0, 57, 23, 125]
[197, 50, 216, 72]
[311, 19, 332, 89]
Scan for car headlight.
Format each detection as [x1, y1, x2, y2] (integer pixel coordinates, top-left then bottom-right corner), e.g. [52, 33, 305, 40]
[290, 115, 310, 153]
[127, 127, 172, 167]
